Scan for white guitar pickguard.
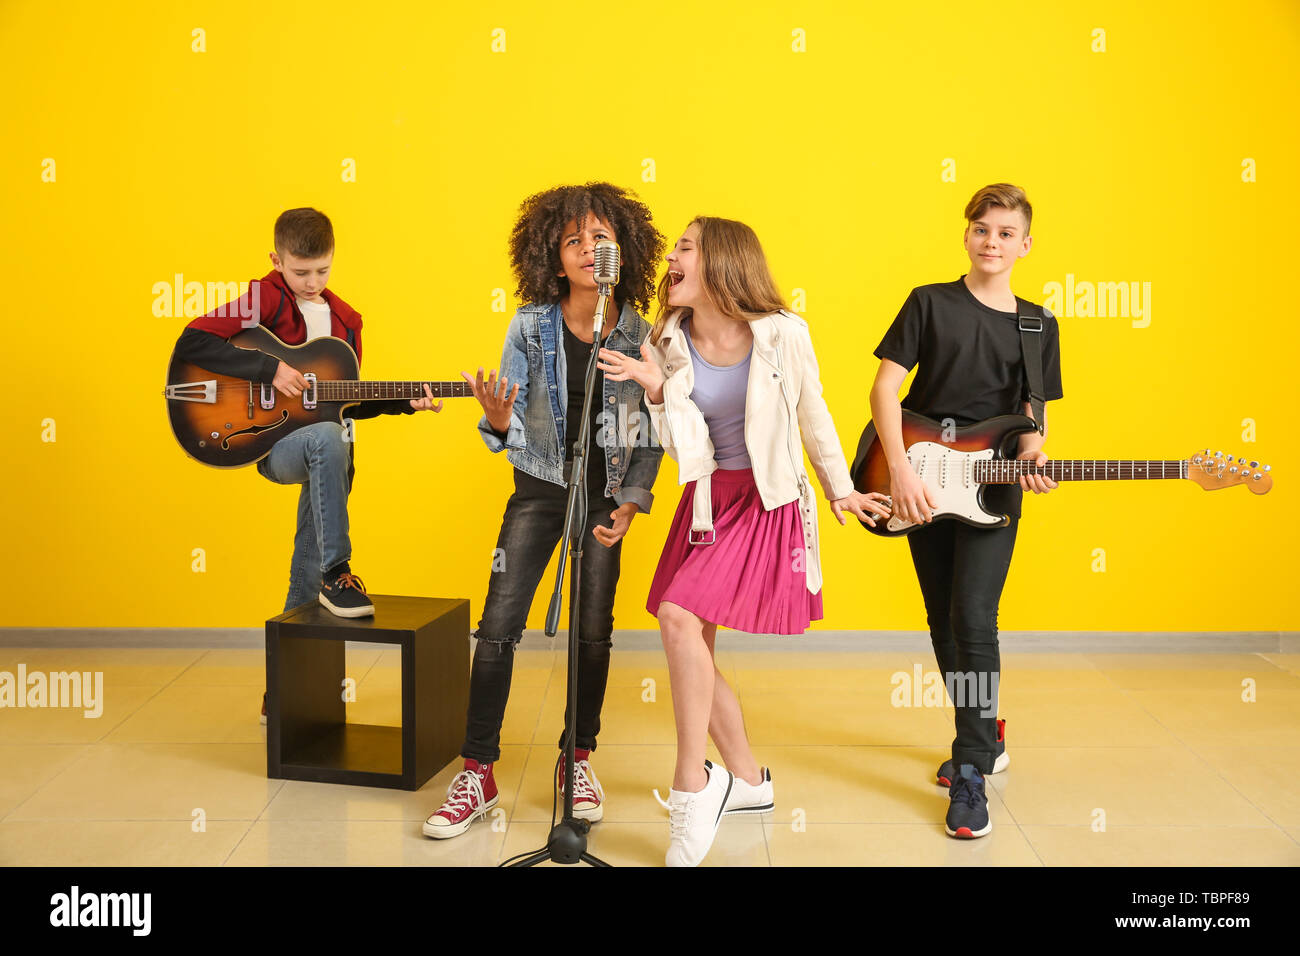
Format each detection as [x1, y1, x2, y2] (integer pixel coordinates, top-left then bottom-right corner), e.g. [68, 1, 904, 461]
[886, 442, 1006, 533]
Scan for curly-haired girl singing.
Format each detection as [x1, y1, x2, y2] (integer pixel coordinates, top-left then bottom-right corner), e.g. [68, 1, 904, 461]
[424, 183, 665, 840]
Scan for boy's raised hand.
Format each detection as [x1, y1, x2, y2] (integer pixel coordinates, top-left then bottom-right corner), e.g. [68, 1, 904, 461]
[462, 366, 519, 434]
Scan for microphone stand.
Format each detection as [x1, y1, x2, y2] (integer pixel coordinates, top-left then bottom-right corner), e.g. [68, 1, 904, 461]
[507, 286, 614, 868]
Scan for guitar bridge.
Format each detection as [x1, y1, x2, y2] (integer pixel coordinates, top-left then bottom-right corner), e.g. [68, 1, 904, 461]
[163, 380, 216, 404]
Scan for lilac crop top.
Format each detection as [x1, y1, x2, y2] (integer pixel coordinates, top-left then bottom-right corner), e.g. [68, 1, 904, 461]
[683, 320, 752, 470]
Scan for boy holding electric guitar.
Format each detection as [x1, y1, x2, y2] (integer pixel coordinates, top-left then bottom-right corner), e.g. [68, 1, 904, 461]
[865, 184, 1063, 840]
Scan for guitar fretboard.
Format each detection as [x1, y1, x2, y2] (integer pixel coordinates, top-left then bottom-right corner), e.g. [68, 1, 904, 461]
[975, 460, 1190, 483]
[315, 381, 474, 401]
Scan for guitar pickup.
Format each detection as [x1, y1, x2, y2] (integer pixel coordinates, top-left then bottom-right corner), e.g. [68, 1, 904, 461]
[302, 373, 317, 410]
[260, 384, 276, 410]
[163, 380, 216, 404]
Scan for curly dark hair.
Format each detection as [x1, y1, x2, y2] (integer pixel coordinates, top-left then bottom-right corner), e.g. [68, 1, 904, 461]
[508, 182, 664, 315]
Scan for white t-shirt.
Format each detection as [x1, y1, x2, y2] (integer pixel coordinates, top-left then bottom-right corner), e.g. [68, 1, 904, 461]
[298, 298, 332, 341]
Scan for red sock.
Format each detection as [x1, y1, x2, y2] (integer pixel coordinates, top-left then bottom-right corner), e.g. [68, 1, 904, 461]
[574, 748, 591, 763]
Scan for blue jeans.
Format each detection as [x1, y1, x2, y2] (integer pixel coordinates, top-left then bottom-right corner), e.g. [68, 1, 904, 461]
[463, 468, 623, 764]
[257, 421, 353, 612]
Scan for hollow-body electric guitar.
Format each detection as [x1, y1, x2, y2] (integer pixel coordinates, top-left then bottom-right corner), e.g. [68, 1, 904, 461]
[164, 326, 473, 468]
[850, 410, 1274, 537]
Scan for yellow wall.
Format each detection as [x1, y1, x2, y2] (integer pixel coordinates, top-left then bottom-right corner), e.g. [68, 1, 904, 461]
[2, 1, 1296, 629]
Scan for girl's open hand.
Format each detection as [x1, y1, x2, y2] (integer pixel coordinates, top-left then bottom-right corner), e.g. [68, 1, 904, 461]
[462, 367, 519, 434]
[597, 342, 665, 404]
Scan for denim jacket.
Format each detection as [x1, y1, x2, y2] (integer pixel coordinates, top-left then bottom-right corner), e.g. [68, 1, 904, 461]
[478, 300, 663, 513]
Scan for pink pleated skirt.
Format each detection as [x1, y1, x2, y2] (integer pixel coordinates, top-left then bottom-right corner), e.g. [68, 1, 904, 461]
[646, 467, 823, 635]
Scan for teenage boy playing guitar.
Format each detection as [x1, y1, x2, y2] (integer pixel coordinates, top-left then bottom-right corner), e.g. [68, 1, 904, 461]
[868, 184, 1064, 839]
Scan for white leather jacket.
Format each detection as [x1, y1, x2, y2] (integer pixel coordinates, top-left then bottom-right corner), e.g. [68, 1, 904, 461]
[644, 309, 854, 594]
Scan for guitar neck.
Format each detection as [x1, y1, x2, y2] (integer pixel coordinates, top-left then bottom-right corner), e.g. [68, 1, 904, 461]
[976, 460, 1189, 483]
[315, 381, 474, 401]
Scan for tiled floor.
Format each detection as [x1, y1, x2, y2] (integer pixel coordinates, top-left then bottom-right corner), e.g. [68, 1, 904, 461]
[2, 645, 1298, 866]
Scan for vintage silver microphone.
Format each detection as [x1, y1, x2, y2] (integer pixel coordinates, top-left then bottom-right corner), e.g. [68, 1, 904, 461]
[591, 239, 620, 337]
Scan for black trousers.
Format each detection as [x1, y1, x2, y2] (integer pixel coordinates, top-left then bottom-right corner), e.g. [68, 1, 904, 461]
[461, 468, 622, 764]
[906, 516, 1019, 774]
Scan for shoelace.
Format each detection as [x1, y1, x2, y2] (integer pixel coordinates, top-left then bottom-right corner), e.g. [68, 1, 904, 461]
[950, 774, 985, 809]
[560, 760, 605, 804]
[333, 572, 367, 593]
[666, 795, 695, 836]
[438, 770, 486, 818]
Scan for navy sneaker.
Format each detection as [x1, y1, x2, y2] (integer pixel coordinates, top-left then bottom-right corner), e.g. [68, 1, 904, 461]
[945, 764, 991, 839]
[319, 566, 375, 618]
[937, 718, 1008, 787]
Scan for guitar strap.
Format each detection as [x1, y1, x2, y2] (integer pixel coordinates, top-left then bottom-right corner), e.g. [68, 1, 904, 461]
[1017, 310, 1047, 435]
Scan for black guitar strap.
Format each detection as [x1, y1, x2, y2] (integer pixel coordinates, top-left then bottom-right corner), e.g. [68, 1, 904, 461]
[1017, 309, 1047, 435]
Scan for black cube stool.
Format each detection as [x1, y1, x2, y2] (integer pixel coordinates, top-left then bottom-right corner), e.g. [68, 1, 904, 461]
[266, 595, 469, 791]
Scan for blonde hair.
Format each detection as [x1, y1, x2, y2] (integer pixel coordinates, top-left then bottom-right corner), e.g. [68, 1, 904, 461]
[964, 183, 1032, 234]
[649, 216, 787, 344]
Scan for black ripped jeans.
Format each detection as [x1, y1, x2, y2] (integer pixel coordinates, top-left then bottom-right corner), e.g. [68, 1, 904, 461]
[462, 468, 623, 764]
[906, 516, 1019, 774]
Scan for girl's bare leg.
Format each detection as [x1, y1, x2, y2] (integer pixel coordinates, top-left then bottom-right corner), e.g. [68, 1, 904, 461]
[657, 601, 714, 792]
[702, 624, 762, 786]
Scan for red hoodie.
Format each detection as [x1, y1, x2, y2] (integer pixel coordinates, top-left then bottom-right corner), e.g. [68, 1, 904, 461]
[187, 268, 364, 356]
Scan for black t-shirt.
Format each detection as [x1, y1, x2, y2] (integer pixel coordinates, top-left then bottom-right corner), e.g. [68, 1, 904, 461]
[873, 277, 1064, 518]
[562, 319, 611, 498]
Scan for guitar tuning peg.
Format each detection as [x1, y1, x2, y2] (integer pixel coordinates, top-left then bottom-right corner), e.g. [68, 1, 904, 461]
[1250, 460, 1258, 468]
[1214, 451, 1223, 458]
[1264, 464, 1271, 472]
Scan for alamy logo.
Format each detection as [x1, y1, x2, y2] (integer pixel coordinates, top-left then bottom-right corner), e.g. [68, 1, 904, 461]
[891, 663, 999, 718]
[1042, 274, 1152, 328]
[152, 273, 260, 321]
[0, 665, 103, 717]
[49, 886, 151, 936]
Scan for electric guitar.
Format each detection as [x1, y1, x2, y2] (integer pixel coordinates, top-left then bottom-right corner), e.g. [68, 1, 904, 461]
[164, 325, 473, 468]
[850, 410, 1274, 537]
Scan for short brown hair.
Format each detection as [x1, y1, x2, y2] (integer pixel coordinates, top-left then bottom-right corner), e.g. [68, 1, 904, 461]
[274, 208, 334, 258]
[964, 184, 1032, 235]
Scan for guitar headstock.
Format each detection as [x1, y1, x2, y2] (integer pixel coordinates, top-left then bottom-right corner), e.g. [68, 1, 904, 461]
[1187, 449, 1273, 494]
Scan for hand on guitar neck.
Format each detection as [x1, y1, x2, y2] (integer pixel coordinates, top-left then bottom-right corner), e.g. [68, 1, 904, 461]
[276, 360, 443, 411]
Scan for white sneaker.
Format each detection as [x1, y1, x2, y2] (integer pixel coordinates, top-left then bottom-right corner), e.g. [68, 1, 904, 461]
[665, 760, 733, 868]
[557, 758, 606, 822]
[654, 766, 774, 816]
[724, 767, 774, 815]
